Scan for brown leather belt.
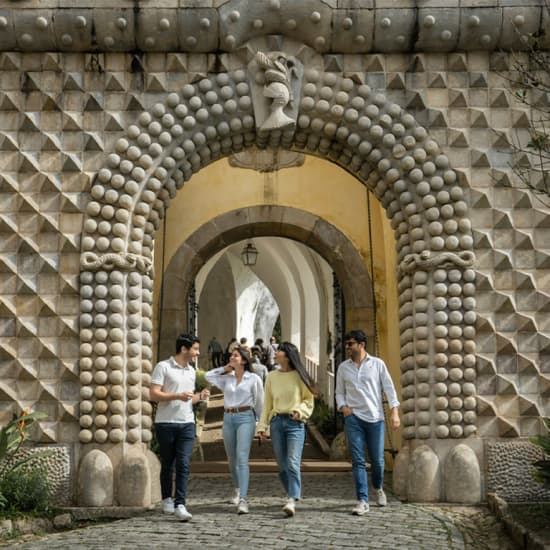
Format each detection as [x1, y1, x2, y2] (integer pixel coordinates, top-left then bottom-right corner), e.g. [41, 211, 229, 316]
[224, 406, 252, 413]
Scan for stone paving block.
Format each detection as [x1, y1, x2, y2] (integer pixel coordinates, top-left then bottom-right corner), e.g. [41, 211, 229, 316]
[7, 474, 516, 550]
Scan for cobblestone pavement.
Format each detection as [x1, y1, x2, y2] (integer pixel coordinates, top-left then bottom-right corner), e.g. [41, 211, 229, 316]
[5, 474, 514, 550]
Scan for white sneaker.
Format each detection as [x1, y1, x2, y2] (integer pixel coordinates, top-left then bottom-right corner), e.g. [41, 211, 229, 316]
[352, 500, 369, 516]
[229, 488, 240, 505]
[162, 497, 174, 514]
[237, 498, 249, 514]
[376, 489, 387, 507]
[174, 504, 192, 521]
[283, 498, 295, 517]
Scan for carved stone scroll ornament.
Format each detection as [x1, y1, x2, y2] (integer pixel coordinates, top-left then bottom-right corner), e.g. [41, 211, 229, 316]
[80, 251, 154, 275]
[249, 50, 304, 135]
[398, 250, 476, 275]
[229, 147, 305, 172]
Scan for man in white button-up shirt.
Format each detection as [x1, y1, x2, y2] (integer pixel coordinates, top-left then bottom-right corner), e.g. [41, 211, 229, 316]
[335, 329, 400, 516]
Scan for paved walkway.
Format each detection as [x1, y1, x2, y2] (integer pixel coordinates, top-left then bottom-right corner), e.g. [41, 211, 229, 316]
[5, 473, 514, 550]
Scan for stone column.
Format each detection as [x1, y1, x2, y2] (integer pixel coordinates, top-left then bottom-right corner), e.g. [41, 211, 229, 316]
[394, 251, 480, 502]
[78, 254, 158, 506]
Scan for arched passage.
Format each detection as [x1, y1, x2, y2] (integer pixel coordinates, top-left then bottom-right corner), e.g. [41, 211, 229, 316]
[193, 237, 331, 378]
[157, 206, 375, 360]
[78, 38, 477, 505]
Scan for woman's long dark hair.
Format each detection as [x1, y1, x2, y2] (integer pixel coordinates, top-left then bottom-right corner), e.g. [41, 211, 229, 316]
[233, 346, 252, 372]
[278, 341, 318, 395]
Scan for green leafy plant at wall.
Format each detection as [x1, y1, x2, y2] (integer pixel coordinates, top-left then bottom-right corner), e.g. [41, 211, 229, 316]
[194, 369, 211, 433]
[531, 417, 550, 488]
[310, 396, 337, 439]
[0, 410, 52, 514]
[1, 468, 50, 515]
[194, 369, 211, 392]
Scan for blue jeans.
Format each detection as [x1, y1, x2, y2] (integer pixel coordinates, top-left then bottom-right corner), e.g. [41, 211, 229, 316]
[222, 410, 256, 499]
[269, 415, 306, 500]
[344, 415, 384, 502]
[155, 422, 195, 506]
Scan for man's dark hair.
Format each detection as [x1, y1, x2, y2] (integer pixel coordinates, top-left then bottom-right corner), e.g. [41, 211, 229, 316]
[176, 333, 200, 354]
[344, 330, 368, 347]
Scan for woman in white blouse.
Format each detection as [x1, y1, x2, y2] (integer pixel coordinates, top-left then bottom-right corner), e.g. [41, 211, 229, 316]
[205, 347, 264, 514]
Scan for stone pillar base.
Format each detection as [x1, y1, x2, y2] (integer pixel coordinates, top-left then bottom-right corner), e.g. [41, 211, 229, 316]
[393, 439, 482, 503]
[78, 444, 161, 507]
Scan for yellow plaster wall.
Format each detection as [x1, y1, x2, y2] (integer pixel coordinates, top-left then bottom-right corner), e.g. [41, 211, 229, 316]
[154, 156, 400, 389]
[161, 156, 371, 260]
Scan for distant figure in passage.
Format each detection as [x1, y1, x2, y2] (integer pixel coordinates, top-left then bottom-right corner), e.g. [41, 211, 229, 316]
[224, 337, 238, 364]
[239, 337, 250, 354]
[250, 348, 268, 385]
[207, 336, 224, 368]
[267, 336, 278, 370]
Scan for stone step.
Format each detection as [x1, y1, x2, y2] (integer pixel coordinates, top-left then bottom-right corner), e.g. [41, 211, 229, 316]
[195, 438, 323, 461]
[191, 460, 352, 474]
[204, 395, 225, 423]
[197, 392, 329, 463]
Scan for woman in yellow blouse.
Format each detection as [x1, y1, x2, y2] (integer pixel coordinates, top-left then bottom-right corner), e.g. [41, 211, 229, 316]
[258, 342, 316, 517]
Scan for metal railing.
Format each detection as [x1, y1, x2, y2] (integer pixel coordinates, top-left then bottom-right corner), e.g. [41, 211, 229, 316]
[326, 370, 335, 407]
[304, 355, 319, 382]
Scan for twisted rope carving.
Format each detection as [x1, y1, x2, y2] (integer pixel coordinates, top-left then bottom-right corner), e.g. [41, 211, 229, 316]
[80, 252, 153, 275]
[398, 250, 475, 275]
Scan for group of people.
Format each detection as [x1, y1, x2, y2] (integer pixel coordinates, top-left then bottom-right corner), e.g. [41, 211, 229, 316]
[208, 335, 279, 373]
[150, 329, 400, 521]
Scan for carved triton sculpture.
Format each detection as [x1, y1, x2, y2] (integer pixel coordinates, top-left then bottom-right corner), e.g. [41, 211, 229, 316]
[80, 251, 154, 275]
[398, 250, 476, 275]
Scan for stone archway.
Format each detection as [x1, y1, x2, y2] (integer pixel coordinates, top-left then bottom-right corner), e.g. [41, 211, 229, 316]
[158, 205, 375, 360]
[78, 38, 478, 505]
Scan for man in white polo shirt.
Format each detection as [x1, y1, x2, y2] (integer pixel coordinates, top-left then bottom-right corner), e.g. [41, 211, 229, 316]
[335, 329, 400, 516]
[150, 334, 210, 521]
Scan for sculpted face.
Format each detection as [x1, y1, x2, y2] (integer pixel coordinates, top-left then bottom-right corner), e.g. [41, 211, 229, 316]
[263, 81, 290, 104]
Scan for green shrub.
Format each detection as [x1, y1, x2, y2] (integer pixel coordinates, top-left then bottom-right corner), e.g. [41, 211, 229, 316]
[0, 466, 50, 514]
[0, 410, 52, 515]
[310, 397, 337, 439]
[194, 369, 211, 392]
[531, 417, 550, 488]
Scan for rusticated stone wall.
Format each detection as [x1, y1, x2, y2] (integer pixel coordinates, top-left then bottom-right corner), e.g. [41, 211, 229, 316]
[0, 0, 549, 504]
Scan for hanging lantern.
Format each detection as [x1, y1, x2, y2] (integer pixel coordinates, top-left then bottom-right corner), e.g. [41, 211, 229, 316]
[241, 241, 258, 266]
